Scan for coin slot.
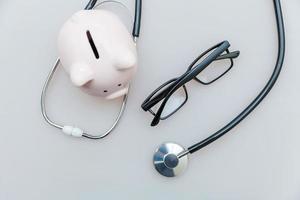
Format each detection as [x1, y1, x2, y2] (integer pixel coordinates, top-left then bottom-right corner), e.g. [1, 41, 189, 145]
[86, 30, 99, 59]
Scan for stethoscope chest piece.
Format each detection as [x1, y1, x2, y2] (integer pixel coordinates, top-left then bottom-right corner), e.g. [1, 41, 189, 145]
[153, 143, 189, 177]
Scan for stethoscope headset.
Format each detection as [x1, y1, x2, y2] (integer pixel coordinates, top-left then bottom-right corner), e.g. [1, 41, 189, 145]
[41, 0, 285, 178]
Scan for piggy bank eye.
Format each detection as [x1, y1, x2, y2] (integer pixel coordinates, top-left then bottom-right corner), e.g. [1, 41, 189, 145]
[86, 30, 100, 59]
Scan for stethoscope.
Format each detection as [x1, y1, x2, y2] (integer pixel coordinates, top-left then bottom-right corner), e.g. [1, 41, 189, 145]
[153, 0, 285, 177]
[41, 0, 142, 139]
[41, 0, 285, 178]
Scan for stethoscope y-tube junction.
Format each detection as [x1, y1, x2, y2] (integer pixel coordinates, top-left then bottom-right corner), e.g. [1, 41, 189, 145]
[154, 0, 285, 177]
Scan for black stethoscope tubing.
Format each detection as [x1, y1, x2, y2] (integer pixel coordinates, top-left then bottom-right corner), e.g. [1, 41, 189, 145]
[85, 0, 142, 38]
[187, 0, 285, 154]
[85, 0, 285, 154]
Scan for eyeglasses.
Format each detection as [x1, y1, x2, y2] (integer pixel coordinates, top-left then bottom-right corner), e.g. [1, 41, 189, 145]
[141, 41, 240, 126]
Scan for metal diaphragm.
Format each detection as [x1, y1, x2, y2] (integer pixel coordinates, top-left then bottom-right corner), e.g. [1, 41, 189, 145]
[153, 142, 189, 177]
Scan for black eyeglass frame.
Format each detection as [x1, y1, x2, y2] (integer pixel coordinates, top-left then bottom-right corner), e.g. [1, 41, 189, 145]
[146, 79, 189, 120]
[142, 41, 240, 126]
[189, 43, 240, 85]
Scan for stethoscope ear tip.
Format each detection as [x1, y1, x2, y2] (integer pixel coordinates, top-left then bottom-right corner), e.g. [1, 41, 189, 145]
[153, 142, 189, 177]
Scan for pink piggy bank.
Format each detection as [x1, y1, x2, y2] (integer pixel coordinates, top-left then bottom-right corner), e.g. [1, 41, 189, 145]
[58, 9, 138, 99]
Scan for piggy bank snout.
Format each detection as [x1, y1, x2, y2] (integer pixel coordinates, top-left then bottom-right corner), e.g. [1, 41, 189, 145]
[70, 63, 94, 87]
[106, 87, 129, 100]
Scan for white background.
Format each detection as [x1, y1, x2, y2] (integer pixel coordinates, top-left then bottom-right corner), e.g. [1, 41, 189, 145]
[0, 0, 299, 199]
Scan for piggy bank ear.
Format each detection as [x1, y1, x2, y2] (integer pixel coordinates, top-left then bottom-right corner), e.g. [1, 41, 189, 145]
[114, 49, 137, 70]
[70, 63, 94, 87]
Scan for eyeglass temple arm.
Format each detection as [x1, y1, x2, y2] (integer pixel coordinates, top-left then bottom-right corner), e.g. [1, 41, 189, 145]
[142, 72, 192, 111]
[215, 50, 240, 61]
[142, 80, 178, 111]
